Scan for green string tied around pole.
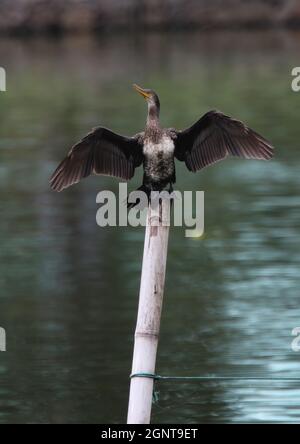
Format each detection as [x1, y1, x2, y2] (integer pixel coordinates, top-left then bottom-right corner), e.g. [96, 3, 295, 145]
[130, 373, 300, 382]
[130, 373, 300, 407]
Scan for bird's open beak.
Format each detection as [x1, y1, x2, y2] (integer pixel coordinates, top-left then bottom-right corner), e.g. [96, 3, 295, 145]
[133, 84, 151, 99]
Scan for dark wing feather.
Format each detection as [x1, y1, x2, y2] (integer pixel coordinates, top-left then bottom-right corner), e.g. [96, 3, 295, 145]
[50, 127, 143, 192]
[174, 110, 274, 172]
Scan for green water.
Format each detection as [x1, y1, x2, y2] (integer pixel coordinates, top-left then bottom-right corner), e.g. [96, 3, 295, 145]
[0, 31, 300, 424]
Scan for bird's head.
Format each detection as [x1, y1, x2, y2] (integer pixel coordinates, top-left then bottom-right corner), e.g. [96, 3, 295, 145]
[133, 84, 160, 112]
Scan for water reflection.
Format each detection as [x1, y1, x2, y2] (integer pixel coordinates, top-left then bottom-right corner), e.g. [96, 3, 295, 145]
[0, 30, 300, 423]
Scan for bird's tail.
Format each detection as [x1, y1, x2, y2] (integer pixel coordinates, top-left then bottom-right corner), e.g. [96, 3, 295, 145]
[127, 185, 150, 209]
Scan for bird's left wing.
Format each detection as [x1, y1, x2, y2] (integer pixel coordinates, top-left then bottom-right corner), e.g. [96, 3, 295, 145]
[50, 127, 143, 192]
[174, 110, 273, 172]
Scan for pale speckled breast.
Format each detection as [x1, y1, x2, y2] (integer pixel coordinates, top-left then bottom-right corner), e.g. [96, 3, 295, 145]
[143, 135, 175, 157]
[143, 135, 175, 183]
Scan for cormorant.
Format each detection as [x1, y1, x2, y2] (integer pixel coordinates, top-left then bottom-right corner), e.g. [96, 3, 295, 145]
[50, 84, 273, 206]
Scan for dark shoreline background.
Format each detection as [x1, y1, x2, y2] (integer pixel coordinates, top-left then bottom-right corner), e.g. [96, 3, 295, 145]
[0, 0, 300, 34]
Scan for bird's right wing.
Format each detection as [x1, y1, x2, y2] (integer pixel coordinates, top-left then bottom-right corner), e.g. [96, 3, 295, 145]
[174, 110, 274, 172]
[50, 127, 143, 192]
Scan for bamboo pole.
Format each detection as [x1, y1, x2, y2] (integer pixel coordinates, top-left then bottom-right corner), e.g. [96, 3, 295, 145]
[127, 200, 170, 424]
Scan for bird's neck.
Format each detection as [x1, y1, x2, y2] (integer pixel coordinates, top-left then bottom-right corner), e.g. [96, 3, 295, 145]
[146, 103, 160, 133]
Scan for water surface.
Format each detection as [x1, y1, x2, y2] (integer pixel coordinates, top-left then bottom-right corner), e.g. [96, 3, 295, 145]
[0, 31, 300, 423]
